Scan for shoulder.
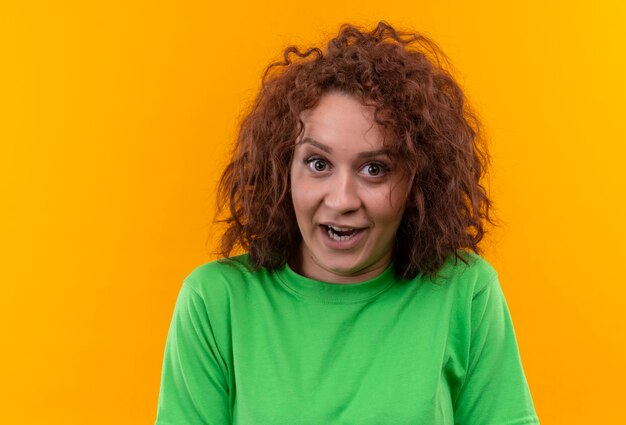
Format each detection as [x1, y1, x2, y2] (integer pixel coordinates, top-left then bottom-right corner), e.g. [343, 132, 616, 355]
[429, 250, 499, 297]
[181, 254, 257, 304]
[186, 254, 254, 284]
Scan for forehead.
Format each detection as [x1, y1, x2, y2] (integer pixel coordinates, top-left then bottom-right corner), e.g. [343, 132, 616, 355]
[298, 92, 386, 151]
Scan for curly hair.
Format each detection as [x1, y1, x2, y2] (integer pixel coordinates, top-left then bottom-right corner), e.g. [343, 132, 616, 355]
[216, 21, 495, 279]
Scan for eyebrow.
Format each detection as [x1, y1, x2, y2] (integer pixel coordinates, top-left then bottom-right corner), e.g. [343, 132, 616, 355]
[297, 137, 390, 158]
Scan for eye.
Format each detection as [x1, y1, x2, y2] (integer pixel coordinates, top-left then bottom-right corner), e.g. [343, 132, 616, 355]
[360, 162, 390, 177]
[305, 157, 330, 172]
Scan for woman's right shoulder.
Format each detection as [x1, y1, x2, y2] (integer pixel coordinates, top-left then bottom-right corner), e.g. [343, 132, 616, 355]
[180, 253, 256, 301]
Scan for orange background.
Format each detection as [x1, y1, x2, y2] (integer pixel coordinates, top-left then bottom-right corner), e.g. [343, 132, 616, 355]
[2, 1, 625, 423]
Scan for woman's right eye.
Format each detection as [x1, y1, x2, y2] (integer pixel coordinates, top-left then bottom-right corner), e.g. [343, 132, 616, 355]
[305, 158, 329, 172]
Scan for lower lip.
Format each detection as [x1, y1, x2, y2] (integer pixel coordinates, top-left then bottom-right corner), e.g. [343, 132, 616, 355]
[319, 226, 367, 250]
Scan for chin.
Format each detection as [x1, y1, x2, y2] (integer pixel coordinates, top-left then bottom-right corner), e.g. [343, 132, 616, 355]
[316, 254, 371, 276]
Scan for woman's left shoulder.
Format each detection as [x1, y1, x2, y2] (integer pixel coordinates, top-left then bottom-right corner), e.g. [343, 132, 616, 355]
[431, 250, 499, 295]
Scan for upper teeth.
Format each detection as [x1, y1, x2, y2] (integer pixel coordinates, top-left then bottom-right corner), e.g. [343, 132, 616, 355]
[326, 225, 358, 242]
[329, 225, 354, 231]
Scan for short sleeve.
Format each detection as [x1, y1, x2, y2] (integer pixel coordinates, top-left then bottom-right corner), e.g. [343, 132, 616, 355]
[155, 280, 230, 425]
[453, 274, 539, 425]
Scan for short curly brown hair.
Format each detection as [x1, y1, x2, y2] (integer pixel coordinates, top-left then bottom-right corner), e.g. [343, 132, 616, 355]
[216, 21, 495, 279]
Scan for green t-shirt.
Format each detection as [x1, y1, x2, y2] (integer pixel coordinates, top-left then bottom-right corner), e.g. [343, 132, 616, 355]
[155, 253, 539, 424]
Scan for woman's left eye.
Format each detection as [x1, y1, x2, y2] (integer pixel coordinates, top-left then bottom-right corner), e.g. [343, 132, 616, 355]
[360, 162, 389, 177]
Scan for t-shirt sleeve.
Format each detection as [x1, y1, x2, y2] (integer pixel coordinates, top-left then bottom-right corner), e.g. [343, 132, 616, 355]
[155, 279, 230, 425]
[453, 273, 540, 425]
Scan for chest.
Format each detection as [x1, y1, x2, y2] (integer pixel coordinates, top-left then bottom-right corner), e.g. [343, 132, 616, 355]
[226, 292, 467, 424]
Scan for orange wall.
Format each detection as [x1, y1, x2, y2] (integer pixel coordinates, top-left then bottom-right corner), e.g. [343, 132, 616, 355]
[1, 1, 625, 423]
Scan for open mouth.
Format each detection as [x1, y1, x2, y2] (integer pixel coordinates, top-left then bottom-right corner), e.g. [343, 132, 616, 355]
[321, 225, 363, 242]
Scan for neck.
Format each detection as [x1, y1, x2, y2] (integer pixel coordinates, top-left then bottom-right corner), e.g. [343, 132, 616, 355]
[289, 245, 392, 284]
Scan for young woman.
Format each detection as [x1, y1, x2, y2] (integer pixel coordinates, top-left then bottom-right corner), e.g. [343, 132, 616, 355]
[155, 22, 539, 425]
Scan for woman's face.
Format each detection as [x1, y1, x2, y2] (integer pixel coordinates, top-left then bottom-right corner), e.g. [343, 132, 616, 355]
[290, 92, 409, 284]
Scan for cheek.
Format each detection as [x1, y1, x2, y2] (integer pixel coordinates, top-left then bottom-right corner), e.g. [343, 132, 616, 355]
[367, 187, 407, 222]
[290, 175, 315, 221]
[291, 174, 322, 207]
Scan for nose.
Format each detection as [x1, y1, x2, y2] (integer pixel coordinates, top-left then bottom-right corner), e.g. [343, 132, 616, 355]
[324, 170, 362, 214]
